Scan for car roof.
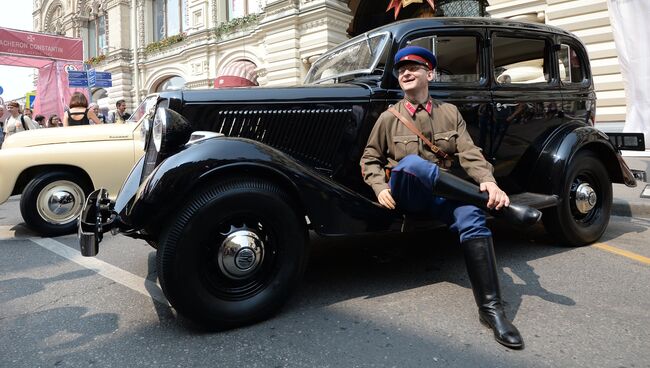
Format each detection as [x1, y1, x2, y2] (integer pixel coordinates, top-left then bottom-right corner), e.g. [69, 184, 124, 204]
[366, 17, 577, 41]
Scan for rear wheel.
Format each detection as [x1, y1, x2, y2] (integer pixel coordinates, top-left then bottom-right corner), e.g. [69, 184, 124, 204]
[543, 151, 612, 246]
[156, 177, 308, 329]
[20, 171, 93, 236]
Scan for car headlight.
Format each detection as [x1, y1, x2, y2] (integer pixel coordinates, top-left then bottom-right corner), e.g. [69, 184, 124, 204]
[151, 107, 193, 153]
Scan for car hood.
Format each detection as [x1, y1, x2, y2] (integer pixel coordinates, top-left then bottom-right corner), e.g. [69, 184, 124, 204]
[2, 123, 139, 148]
[180, 83, 374, 104]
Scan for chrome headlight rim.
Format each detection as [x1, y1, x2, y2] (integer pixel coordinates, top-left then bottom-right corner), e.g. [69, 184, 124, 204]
[140, 118, 151, 146]
[151, 107, 193, 153]
[152, 107, 166, 152]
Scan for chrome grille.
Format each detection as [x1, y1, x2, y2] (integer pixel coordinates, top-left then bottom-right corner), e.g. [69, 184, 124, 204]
[141, 137, 158, 183]
[139, 106, 354, 184]
[211, 108, 352, 169]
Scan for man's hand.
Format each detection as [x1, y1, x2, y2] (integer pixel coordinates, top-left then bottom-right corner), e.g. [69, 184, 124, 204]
[479, 182, 510, 210]
[378, 188, 396, 210]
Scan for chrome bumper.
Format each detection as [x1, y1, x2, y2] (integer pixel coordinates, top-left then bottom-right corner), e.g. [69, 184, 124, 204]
[78, 188, 117, 257]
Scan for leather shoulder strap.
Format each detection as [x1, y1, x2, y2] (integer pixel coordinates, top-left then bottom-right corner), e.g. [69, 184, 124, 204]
[20, 115, 28, 130]
[387, 106, 450, 161]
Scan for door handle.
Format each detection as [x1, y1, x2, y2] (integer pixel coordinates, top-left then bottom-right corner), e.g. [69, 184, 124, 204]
[495, 103, 518, 111]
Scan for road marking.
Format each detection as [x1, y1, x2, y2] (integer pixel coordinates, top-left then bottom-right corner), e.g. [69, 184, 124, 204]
[30, 238, 169, 305]
[0, 225, 19, 240]
[592, 242, 650, 266]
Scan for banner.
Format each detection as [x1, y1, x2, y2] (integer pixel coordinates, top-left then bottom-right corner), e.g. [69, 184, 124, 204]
[0, 27, 83, 62]
[33, 61, 87, 120]
[607, 0, 650, 149]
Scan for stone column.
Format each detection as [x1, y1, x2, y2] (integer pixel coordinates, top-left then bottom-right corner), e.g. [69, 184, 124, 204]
[105, 0, 135, 109]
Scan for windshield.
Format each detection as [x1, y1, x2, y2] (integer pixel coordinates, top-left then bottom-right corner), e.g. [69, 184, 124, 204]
[305, 33, 390, 84]
[128, 95, 158, 123]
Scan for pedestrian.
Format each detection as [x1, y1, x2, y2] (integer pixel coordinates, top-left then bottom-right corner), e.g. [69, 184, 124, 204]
[62, 92, 102, 126]
[47, 114, 62, 128]
[23, 107, 33, 119]
[3, 101, 37, 138]
[89, 103, 106, 124]
[360, 46, 541, 349]
[34, 115, 46, 128]
[106, 99, 130, 123]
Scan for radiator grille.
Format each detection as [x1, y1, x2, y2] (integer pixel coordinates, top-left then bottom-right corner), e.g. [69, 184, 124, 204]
[210, 108, 352, 170]
[141, 139, 158, 183]
[140, 107, 353, 183]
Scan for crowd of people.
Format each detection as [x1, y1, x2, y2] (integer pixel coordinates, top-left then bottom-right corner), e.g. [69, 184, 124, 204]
[0, 93, 130, 149]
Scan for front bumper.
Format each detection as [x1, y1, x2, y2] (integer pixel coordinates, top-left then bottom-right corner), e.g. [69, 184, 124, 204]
[78, 188, 118, 257]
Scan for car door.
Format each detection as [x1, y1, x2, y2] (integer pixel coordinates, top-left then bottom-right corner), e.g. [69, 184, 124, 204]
[556, 38, 596, 126]
[395, 27, 491, 178]
[488, 29, 564, 189]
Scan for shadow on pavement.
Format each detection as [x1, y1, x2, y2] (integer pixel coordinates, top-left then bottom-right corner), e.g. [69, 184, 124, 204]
[0, 269, 95, 304]
[296, 220, 576, 325]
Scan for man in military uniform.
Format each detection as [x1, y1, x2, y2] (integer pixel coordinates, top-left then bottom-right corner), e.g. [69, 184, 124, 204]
[360, 46, 541, 349]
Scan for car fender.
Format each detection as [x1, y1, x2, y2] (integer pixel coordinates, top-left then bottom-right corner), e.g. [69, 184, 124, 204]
[120, 137, 396, 236]
[0, 139, 141, 204]
[530, 124, 635, 195]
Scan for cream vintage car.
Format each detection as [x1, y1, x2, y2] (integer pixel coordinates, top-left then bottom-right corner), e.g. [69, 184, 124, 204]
[0, 96, 155, 236]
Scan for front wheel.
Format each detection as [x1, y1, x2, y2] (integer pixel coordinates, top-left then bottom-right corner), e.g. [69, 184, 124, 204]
[543, 151, 612, 246]
[20, 171, 93, 236]
[156, 177, 308, 329]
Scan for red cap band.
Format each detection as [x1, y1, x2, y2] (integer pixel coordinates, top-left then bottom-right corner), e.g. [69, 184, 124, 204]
[398, 54, 432, 70]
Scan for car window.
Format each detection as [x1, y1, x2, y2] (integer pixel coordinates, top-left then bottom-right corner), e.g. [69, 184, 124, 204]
[493, 36, 549, 85]
[558, 44, 586, 84]
[305, 33, 390, 84]
[128, 95, 158, 123]
[408, 35, 480, 83]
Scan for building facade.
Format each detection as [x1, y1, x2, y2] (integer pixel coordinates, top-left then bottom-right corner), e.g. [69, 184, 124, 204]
[32, 0, 625, 125]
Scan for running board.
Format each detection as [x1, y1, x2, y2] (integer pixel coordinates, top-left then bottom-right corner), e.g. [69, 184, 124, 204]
[509, 192, 559, 209]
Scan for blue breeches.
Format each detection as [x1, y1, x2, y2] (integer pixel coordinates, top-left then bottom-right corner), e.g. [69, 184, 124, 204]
[388, 155, 492, 243]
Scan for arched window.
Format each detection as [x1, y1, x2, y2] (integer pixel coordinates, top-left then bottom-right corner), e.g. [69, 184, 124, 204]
[92, 88, 110, 117]
[156, 76, 186, 91]
[87, 13, 107, 57]
[45, 5, 64, 35]
[153, 0, 189, 41]
[227, 0, 265, 20]
[92, 88, 108, 101]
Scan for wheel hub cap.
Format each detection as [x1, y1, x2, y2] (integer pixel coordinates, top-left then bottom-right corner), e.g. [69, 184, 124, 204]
[575, 183, 597, 214]
[218, 230, 264, 279]
[36, 180, 85, 224]
[48, 191, 75, 215]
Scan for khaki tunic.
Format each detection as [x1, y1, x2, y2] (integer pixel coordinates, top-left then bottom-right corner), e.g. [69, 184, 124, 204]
[360, 99, 495, 197]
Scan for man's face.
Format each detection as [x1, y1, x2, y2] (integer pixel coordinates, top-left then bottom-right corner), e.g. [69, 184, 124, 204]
[117, 103, 126, 113]
[24, 109, 32, 117]
[397, 63, 434, 94]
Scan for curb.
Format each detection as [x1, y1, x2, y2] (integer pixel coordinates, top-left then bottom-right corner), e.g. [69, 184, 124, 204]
[612, 199, 650, 218]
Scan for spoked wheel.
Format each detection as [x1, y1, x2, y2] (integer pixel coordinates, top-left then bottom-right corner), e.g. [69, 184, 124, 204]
[543, 151, 612, 246]
[157, 177, 308, 329]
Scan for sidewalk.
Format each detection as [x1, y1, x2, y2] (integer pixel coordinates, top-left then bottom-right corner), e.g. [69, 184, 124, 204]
[612, 153, 650, 218]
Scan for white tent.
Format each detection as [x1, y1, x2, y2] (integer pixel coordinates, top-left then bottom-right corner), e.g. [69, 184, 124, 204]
[608, 0, 650, 150]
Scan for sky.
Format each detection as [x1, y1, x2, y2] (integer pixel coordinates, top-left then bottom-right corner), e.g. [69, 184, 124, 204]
[0, 1, 35, 101]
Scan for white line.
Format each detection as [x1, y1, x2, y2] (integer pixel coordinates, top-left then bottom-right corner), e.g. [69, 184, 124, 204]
[0, 226, 16, 240]
[30, 237, 169, 305]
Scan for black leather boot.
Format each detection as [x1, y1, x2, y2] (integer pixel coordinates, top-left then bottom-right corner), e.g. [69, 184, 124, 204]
[461, 237, 524, 349]
[433, 170, 541, 226]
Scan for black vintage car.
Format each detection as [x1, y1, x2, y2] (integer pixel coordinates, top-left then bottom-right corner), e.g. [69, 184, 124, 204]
[79, 18, 640, 329]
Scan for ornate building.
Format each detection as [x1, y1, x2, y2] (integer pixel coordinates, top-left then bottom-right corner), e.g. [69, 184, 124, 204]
[33, 0, 353, 112]
[32, 0, 625, 125]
